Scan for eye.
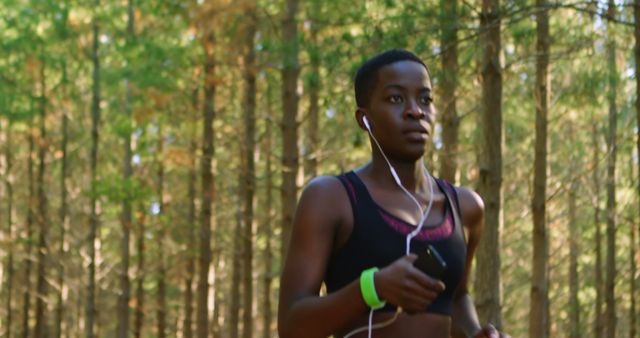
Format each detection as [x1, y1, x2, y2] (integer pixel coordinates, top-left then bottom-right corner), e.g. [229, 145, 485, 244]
[420, 95, 433, 105]
[388, 94, 403, 103]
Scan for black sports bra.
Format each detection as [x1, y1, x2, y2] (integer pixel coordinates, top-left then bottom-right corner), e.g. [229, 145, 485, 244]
[324, 171, 467, 316]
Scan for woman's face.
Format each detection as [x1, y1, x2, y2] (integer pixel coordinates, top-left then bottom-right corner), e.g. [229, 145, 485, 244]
[365, 60, 436, 162]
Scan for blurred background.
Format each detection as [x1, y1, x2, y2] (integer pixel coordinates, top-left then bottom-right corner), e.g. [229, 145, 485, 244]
[0, 0, 638, 337]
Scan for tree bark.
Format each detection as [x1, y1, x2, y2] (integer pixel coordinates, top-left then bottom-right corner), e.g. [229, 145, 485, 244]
[134, 205, 146, 338]
[22, 116, 35, 338]
[155, 123, 167, 338]
[439, 0, 459, 183]
[117, 1, 135, 337]
[605, 2, 618, 337]
[182, 89, 198, 338]
[529, 1, 549, 337]
[242, 5, 257, 338]
[197, 26, 216, 338]
[86, 3, 101, 336]
[633, 1, 640, 336]
[230, 193, 243, 338]
[4, 120, 14, 338]
[34, 57, 49, 338]
[568, 146, 580, 338]
[475, 0, 503, 328]
[304, 0, 321, 181]
[280, 0, 300, 259]
[261, 76, 274, 338]
[592, 121, 604, 338]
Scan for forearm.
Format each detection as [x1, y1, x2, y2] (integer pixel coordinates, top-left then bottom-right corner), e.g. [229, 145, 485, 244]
[278, 280, 368, 338]
[451, 292, 482, 337]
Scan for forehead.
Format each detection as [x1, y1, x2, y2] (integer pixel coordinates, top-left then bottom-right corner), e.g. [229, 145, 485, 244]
[375, 60, 432, 91]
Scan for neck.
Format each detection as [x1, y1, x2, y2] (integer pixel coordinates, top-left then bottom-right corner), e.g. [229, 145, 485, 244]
[368, 151, 429, 192]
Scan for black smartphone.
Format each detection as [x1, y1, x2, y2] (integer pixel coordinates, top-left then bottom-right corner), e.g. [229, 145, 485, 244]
[413, 245, 447, 280]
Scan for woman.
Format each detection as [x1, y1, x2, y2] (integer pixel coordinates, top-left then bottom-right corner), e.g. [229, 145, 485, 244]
[278, 49, 509, 338]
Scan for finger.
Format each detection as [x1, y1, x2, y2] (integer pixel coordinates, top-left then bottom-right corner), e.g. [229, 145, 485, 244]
[485, 324, 498, 338]
[409, 267, 446, 292]
[404, 253, 418, 263]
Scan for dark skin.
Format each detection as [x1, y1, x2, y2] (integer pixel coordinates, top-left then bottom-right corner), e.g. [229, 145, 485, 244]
[278, 60, 510, 338]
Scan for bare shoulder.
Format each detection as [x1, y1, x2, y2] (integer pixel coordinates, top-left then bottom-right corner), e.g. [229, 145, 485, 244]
[297, 175, 351, 228]
[452, 185, 484, 230]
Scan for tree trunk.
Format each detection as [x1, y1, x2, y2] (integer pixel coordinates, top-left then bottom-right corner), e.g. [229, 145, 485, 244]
[592, 121, 604, 338]
[118, 1, 135, 337]
[438, 0, 459, 183]
[183, 89, 198, 338]
[34, 58, 49, 338]
[155, 123, 167, 338]
[630, 157, 637, 338]
[530, 1, 549, 337]
[304, 0, 321, 181]
[475, 0, 503, 328]
[605, 2, 618, 337]
[134, 205, 146, 338]
[197, 27, 215, 338]
[22, 119, 35, 338]
[261, 76, 274, 338]
[230, 194, 243, 338]
[569, 149, 580, 338]
[280, 0, 300, 259]
[241, 5, 257, 338]
[86, 3, 101, 336]
[633, 1, 640, 336]
[4, 120, 14, 338]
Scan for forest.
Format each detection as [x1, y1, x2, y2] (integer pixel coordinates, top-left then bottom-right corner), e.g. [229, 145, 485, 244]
[0, 0, 638, 337]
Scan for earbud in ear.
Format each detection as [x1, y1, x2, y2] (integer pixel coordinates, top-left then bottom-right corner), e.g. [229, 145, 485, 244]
[363, 116, 371, 131]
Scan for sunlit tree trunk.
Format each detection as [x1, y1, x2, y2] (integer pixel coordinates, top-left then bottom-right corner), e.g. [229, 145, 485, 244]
[4, 120, 14, 338]
[475, 0, 503, 328]
[134, 205, 146, 338]
[530, 1, 549, 337]
[86, 2, 101, 336]
[280, 0, 300, 259]
[629, 158, 637, 338]
[230, 193, 242, 338]
[633, 1, 640, 336]
[117, 1, 135, 337]
[183, 89, 198, 338]
[242, 4, 257, 338]
[197, 25, 216, 338]
[605, 2, 618, 338]
[439, 0, 459, 183]
[21, 115, 35, 338]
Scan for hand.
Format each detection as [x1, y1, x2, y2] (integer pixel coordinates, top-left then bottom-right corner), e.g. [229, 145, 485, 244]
[472, 324, 512, 338]
[374, 254, 445, 313]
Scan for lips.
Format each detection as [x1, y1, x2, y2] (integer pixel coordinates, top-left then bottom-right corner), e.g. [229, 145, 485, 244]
[403, 127, 429, 141]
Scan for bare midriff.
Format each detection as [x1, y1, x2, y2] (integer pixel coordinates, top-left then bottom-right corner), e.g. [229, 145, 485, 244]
[336, 311, 451, 338]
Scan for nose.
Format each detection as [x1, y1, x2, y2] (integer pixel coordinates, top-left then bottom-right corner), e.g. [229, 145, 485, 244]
[404, 99, 425, 120]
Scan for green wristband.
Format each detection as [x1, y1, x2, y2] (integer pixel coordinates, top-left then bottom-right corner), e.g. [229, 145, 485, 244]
[360, 267, 386, 310]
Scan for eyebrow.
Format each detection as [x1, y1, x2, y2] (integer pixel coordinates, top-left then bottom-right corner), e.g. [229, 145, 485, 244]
[383, 84, 432, 92]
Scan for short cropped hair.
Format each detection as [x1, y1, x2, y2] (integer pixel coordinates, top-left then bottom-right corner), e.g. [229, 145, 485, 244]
[354, 49, 428, 108]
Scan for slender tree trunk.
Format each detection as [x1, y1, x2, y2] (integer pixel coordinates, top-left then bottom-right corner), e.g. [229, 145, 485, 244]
[261, 78, 274, 338]
[605, 2, 618, 337]
[593, 121, 604, 338]
[304, 0, 321, 181]
[439, 0, 459, 183]
[230, 193, 243, 338]
[86, 3, 101, 336]
[241, 5, 257, 338]
[22, 119, 35, 338]
[633, 1, 640, 336]
[280, 0, 300, 259]
[475, 0, 503, 328]
[134, 205, 146, 338]
[183, 89, 198, 338]
[197, 27, 216, 338]
[118, 1, 135, 337]
[569, 147, 580, 338]
[4, 120, 14, 338]
[530, 1, 549, 337]
[630, 156, 637, 338]
[155, 123, 167, 338]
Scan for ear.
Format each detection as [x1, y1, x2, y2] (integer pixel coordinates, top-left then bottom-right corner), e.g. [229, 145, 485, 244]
[355, 107, 369, 131]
